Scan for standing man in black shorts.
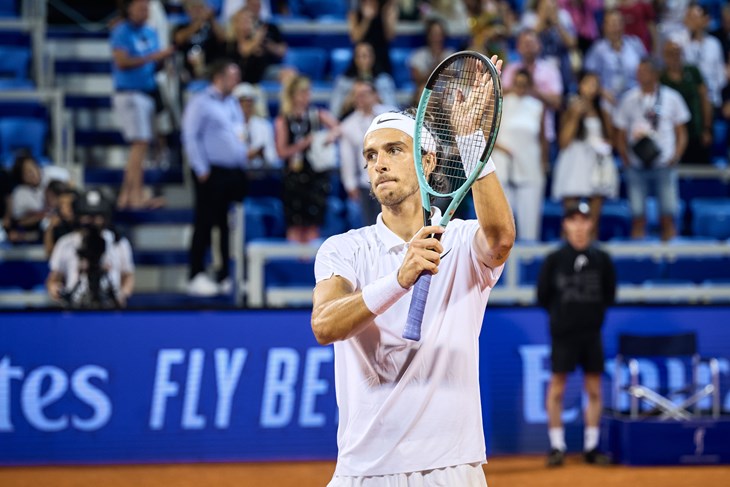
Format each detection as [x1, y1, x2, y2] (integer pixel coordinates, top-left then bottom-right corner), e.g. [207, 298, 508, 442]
[537, 201, 616, 467]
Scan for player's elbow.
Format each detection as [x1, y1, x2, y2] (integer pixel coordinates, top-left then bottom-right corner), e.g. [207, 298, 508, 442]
[311, 314, 337, 346]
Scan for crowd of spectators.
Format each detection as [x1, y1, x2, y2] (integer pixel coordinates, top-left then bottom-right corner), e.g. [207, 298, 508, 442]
[1, 0, 729, 300]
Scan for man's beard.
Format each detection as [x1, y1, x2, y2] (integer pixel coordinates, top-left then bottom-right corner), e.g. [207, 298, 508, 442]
[370, 182, 419, 207]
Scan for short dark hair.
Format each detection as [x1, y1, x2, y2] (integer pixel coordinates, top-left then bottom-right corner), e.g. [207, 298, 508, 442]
[10, 150, 35, 185]
[207, 59, 237, 81]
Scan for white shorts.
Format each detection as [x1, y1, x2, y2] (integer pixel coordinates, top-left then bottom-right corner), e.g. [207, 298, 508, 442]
[112, 91, 155, 142]
[327, 463, 487, 487]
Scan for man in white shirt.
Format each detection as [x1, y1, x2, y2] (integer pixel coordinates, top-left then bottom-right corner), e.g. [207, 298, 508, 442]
[47, 190, 135, 308]
[614, 58, 690, 241]
[339, 80, 395, 226]
[311, 56, 515, 486]
[672, 3, 727, 109]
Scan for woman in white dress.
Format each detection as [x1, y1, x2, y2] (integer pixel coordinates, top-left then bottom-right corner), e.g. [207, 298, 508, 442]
[552, 70, 617, 238]
[493, 68, 548, 241]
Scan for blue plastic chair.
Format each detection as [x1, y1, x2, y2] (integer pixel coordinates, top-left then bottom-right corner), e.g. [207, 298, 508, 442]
[297, 0, 348, 19]
[389, 48, 415, 89]
[283, 47, 328, 81]
[0, 117, 47, 162]
[244, 197, 286, 242]
[0, 1, 19, 17]
[665, 255, 730, 283]
[0, 46, 31, 80]
[613, 256, 663, 284]
[330, 48, 353, 79]
[691, 198, 730, 239]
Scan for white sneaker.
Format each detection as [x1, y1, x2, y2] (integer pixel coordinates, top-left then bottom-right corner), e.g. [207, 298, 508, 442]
[218, 278, 233, 295]
[187, 273, 219, 297]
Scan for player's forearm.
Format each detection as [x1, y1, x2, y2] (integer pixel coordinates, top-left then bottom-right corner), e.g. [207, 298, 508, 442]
[311, 292, 375, 345]
[472, 173, 515, 265]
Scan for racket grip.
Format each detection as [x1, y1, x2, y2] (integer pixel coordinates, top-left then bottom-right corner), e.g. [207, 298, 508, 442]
[403, 273, 432, 341]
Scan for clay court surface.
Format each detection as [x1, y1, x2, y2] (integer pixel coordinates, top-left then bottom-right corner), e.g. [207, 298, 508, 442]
[1, 455, 728, 487]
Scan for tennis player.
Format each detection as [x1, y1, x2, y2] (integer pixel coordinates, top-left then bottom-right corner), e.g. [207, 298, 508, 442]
[311, 58, 515, 487]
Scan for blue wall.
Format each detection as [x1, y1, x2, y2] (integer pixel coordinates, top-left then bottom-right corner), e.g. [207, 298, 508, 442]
[1, 307, 729, 465]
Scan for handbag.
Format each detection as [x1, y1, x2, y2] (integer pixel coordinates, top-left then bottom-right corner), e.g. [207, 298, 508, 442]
[305, 107, 338, 173]
[631, 88, 663, 169]
[631, 136, 662, 169]
[306, 130, 338, 173]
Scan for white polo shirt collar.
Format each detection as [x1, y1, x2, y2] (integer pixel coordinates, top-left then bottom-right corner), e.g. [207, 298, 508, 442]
[375, 207, 443, 252]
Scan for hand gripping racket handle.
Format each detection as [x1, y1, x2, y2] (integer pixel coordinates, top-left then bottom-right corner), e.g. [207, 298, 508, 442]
[403, 273, 432, 341]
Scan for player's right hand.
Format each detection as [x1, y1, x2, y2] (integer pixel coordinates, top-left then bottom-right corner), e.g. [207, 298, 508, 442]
[397, 225, 444, 289]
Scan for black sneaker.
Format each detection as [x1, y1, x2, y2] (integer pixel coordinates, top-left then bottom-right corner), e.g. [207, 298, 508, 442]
[546, 448, 565, 467]
[583, 448, 611, 465]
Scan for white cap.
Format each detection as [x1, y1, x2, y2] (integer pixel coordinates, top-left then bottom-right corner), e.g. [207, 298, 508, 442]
[364, 112, 438, 153]
[233, 83, 257, 100]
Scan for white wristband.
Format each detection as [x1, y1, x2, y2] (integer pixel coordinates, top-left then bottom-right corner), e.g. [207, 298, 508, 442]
[477, 157, 496, 180]
[361, 270, 409, 315]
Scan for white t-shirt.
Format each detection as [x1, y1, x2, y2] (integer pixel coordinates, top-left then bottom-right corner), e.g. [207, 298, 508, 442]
[493, 93, 544, 185]
[613, 85, 691, 168]
[671, 31, 727, 107]
[49, 229, 135, 294]
[314, 209, 503, 476]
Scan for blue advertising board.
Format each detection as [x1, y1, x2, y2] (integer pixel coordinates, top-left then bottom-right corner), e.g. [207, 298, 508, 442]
[1, 307, 729, 464]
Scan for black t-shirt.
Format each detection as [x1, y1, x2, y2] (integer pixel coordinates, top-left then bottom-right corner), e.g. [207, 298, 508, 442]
[174, 21, 224, 80]
[537, 243, 617, 337]
[227, 21, 284, 84]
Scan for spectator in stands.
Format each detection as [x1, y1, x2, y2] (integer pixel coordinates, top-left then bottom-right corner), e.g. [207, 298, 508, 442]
[537, 200, 616, 467]
[616, 0, 658, 53]
[330, 41, 398, 119]
[226, 1, 287, 115]
[502, 29, 564, 143]
[614, 58, 690, 241]
[519, 0, 578, 94]
[111, 0, 174, 209]
[558, 0, 602, 54]
[672, 3, 727, 111]
[348, 0, 398, 76]
[493, 69, 548, 241]
[552, 71, 618, 239]
[8, 155, 50, 243]
[275, 74, 340, 243]
[419, 0, 469, 34]
[584, 10, 647, 105]
[408, 18, 455, 92]
[464, 0, 515, 62]
[656, 0, 691, 42]
[724, 67, 730, 120]
[233, 82, 280, 168]
[182, 60, 249, 297]
[339, 80, 395, 226]
[47, 189, 135, 309]
[0, 168, 11, 242]
[44, 187, 78, 257]
[660, 39, 713, 165]
[173, 0, 226, 84]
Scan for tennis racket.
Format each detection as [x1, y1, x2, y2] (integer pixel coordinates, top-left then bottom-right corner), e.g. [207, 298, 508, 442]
[402, 51, 503, 341]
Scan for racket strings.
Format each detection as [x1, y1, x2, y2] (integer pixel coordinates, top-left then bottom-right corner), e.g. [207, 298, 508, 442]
[420, 56, 496, 197]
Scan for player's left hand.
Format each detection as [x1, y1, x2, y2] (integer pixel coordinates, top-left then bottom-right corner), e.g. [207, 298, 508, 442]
[451, 55, 502, 136]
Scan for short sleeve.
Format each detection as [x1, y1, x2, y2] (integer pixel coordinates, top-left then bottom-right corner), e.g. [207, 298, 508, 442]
[49, 237, 68, 275]
[458, 220, 505, 290]
[314, 235, 359, 289]
[110, 25, 128, 51]
[117, 237, 135, 273]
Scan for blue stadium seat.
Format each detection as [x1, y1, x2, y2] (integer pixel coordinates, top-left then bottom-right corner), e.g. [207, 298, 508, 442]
[0, 261, 48, 290]
[711, 119, 728, 163]
[599, 200, 632, 241]
[665, 256, 730, 283]
[265, 258, 315, 287]
[679, 175, 729, 200]
[0, 46, 31, 80]
[283, 47, 328, 81]
[330, 47, 352, 78]
[244, 197, 286, 241]
[389, 48, 415, 89]
[519, 256, 544, 285]
[345, 198, 364, 230]
[646, 197, 685, 234]
[540, 200, 563, 241]
[0, 117, 47, 161]
[691, 198, 730, 239]
[0, 78, 34, 90]
[292, 0, 348, 19]
[613, 256, 663, 284]
[322, 196, 347, 238]
[0, 1, 19, 18]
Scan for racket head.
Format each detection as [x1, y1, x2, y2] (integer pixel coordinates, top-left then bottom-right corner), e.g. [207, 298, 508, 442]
[413, 51, 502, 212]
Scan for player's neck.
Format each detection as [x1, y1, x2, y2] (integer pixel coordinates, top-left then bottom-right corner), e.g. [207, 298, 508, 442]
[381, 198, 426, 243]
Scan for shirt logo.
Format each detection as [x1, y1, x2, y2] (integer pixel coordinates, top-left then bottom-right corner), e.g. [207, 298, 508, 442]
[574, 254, 588, 272]
[440, 248, 452, 260]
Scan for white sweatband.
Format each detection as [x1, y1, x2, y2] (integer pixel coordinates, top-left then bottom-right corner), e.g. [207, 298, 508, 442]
[456, 131, 496, 180]
[365, 112, 437, 153]
[361, 270, 409, 315]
